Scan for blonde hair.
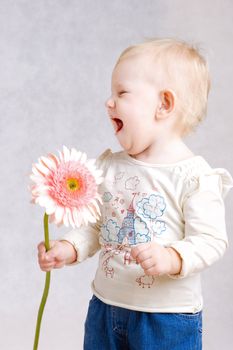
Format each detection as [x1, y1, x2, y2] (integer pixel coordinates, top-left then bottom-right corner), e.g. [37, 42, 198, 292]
[117, 38, 211, 135]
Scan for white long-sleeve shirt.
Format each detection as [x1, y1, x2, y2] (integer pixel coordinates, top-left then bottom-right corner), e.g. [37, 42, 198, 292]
[62, 149, 233, 313]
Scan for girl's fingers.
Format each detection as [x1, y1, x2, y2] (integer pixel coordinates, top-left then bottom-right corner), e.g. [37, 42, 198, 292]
[40, 260, 64, 271]
[37, 242, 46, 255]
[41, 266, 53, 272]
[144, 266, 159, 276]
[38, 251, 53, 263]
[136, 250, 153, 263]
[130, 243, 151, 261]
[37, 240, 56, 253]
[45, 251, 56, 261]
[140, 257, 155, 270]
[40, 261, 56, 271]
[54, 261, 65, 269]
[38, 242, 58, 261]
[37, 240, 65, 271]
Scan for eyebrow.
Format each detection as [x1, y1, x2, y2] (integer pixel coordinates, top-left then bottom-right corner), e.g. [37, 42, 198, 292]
[111, 83, 127, 93]
[115, 83, 126, 89]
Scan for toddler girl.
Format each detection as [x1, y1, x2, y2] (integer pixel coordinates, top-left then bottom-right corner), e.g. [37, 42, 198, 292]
[38, 38, 233, 350]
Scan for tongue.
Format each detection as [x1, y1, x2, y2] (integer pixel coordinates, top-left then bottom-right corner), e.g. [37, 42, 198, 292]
[115, 118, 123, 132]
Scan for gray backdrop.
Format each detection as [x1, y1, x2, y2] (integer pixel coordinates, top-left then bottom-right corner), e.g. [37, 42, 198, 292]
[0, 1, 232, 349]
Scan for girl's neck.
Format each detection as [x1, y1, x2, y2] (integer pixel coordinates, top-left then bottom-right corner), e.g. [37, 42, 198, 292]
[130, 136, 194, 164]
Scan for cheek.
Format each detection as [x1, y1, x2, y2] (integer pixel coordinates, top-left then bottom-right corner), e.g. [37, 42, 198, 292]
[118, 99, 132, 111]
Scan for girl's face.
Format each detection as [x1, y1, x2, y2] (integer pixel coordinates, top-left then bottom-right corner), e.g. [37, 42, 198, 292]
[105, 56, 164, 156]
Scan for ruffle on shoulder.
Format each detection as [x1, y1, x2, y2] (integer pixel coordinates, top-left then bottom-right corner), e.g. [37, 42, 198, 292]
[197, 168, 233, 198]
[182, 167, 233, 201]
[95, 149, 113, 174]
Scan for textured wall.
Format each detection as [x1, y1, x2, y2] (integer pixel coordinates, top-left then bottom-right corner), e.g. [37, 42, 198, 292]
[0, 1, 232, 349]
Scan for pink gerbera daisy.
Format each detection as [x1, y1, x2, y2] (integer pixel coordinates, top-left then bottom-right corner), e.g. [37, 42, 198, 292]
[30, 146, 103, 228]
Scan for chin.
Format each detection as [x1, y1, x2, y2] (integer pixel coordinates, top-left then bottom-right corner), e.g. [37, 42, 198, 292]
[117, 137, 143, 156]
[127, 146, 148, 158]
[124, 147, 141, 157]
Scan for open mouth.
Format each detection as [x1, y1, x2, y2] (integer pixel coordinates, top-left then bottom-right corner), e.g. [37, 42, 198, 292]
[111, 118, 123, 133]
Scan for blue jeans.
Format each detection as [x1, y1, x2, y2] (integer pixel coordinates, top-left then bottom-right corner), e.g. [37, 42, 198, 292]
[84, 295, 202, 350]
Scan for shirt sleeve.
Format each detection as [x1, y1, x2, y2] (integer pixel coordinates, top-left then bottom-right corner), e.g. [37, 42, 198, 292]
[61, 222, 101, 263]
[60, 149, 113, 264]
[169, 168, 233, 278]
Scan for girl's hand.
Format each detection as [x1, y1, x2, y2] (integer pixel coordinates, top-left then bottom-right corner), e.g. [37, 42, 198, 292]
[37, 240, 77, 272]
[130, 242, 182, 276]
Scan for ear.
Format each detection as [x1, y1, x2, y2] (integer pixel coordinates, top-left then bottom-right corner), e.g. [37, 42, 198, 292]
[156, 90, 175, 119]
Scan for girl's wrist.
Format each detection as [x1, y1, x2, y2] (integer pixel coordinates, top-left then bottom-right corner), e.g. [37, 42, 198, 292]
[167, 247, 182, 275]
[60, 240, 78, 265]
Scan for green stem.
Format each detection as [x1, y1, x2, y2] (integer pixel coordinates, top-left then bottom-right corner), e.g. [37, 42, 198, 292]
[33, 213, 51, 350]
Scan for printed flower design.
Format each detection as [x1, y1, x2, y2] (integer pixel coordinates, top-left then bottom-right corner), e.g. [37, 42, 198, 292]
[135, 217, 150, 243]
[151, 220, 166, 236]
[125, 176, 140, 190]
[103, 191, 113, 202]
[101, 219, 121, 242]
[136, 194, 166, 220]
[30, 146, 103, 228]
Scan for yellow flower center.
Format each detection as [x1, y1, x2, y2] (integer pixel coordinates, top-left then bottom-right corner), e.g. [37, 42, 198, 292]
[66, 178, 80, 192]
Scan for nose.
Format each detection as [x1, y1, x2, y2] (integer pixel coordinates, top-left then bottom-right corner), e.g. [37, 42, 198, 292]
[105, 96, 115, 109]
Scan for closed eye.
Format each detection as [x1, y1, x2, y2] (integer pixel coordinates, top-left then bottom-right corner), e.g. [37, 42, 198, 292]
[119, 91, 128, 96]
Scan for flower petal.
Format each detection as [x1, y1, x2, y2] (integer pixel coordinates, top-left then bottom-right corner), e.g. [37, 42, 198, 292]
[36, 162, 51, 176]
[54, 206, 65, 223]
[48, 153, 59, 167]
[80, 152, 87, 164]
[41, 156, 57, 171]
[67, 208, 75, 228]
[63, 145, 71, 162]
[63, 209, 69, 227]
[73, 208, 81, 227]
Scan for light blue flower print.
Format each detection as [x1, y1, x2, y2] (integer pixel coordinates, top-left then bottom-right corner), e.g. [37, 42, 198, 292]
[101, 219, 120, 242]
[152, 220, 166, 236]
[134, 217, 151, 243]
[136, 233, 151, 243]
[136, 194, 166, 220]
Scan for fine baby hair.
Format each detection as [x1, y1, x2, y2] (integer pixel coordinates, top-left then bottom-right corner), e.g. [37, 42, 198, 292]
[116, 38, 211, 136]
